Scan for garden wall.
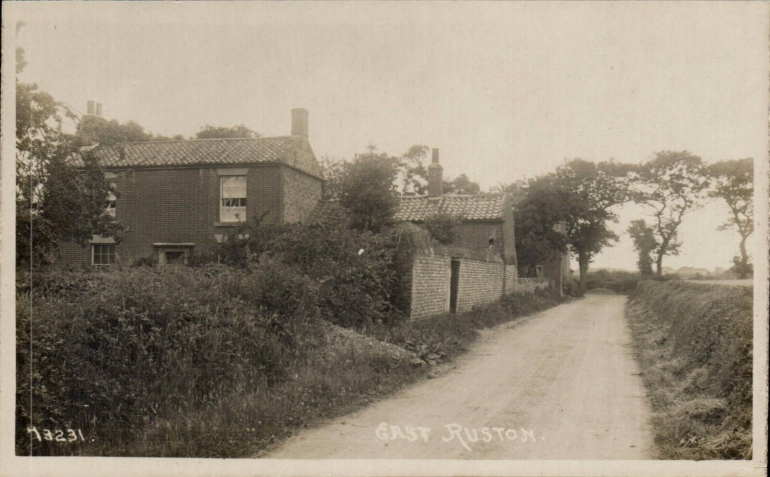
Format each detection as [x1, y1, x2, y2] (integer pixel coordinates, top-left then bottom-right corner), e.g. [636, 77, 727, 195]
[409, 256, 548, 320]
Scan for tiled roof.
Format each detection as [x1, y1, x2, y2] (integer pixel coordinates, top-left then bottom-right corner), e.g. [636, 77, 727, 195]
[73, 136, 323, 178]
[394, 194, 506, 222]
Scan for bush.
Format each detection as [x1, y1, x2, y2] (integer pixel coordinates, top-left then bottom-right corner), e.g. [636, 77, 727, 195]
[213, 222, 405, 328]
[15, 265, 324, 456]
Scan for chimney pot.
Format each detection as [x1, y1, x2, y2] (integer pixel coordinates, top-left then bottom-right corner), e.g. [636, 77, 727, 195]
[427, 148, 443, 197]
[87, 100, 95, 115]
[291, 108, 309, 137]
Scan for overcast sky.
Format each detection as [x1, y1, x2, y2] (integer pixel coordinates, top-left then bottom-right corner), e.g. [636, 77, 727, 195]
[10, 2, 768, 272]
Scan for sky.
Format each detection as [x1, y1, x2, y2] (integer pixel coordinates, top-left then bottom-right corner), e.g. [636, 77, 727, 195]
[9, 2, 769, 272]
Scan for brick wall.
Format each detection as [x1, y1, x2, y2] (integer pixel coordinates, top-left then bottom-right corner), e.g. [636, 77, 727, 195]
[282, 166, 323, 224]
[409, 255, 450, 321]
[57, 164, 284, 267]
[504, 265, 519, 294]
[456, 259, 504, 313]
[508, 277, 549, 294]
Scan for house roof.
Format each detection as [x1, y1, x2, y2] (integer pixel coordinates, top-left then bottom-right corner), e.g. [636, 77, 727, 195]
[73, 136, 323, 179]
[394, 194, 506, 222]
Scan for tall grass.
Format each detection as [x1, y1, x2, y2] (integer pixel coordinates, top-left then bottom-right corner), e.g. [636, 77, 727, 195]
[17, 265, 566, 457]
[626, 281, 752, 459]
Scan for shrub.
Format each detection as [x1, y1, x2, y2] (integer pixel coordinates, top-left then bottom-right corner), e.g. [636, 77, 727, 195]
[15, 265, 322, 456]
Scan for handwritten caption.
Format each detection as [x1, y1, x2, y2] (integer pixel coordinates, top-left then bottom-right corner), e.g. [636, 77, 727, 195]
[376, 422, 541, 452]
[27, 427, 86, 443]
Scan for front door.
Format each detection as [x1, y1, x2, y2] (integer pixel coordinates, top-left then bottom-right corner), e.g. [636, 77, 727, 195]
[450, 258, 460, 313]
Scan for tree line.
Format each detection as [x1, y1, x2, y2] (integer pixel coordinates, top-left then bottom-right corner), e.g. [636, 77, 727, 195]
[16, 39, 753, 280]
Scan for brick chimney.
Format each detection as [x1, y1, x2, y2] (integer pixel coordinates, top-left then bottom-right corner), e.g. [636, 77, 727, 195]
[291, 108, 309, 137]
[79, 100, 105, 145]
[428, 148, 443, 197]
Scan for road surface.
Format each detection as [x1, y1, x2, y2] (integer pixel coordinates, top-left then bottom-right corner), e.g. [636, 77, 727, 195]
[263, 295, 654, 459]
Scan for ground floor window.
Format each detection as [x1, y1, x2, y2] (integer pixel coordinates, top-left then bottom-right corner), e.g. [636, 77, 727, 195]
[92, 244, 117, 266]
[155, 244, 195, 266]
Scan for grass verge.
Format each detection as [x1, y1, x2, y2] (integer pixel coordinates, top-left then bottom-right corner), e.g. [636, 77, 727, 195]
[625, 281, 752, 460]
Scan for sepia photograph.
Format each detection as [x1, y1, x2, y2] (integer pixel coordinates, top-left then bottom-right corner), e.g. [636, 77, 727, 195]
[0, 2, 767, 476]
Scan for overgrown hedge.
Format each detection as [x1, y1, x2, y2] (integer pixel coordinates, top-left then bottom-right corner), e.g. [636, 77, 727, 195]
[627, 281, 753, 459]
[16, 264, 327, 455]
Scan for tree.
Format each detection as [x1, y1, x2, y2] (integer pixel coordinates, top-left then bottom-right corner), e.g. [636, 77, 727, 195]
[338, 145, 400, 233]
[443, 174, 481, 195]
[16, 76, 123, 268]
[556, 159, 632, 292]
[399, 144, 430, 195]
[320, 156, 347, 201]
[422, 213, 463, 245]
[708, 158, 754, 278]
[513, 177, 570, 277]
[195, 124, 260, 139]
[627, 219, 657, 276]
[632, 151, 709, 276]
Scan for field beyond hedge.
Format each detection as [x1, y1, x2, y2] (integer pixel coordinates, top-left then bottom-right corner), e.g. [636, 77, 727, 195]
[16, 265, 566, 457]
[626, 281, 753, 459]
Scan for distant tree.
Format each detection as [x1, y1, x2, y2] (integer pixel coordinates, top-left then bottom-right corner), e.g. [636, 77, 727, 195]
[399, 144, 430, 195]
[320, 156, 347, 201]
[338, 145, 400, 233]
[708, 158, 754, 278]
[556, 159, 633, 292]
[443, 174, 481, 195]
[489, 180, 527, 205]
[149, 133, 186, 142]
[16, 64, 123, 267]
[195, 124, 260, 139]
[76, 117, 153, 145]
[627, 219, 657, 276]
[422, 213, 464, 245]
[632, 151, 709, 276]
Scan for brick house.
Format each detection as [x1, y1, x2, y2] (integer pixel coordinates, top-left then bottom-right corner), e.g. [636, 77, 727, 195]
[394, 149, 517, 266]
[59, 107, 323, 267]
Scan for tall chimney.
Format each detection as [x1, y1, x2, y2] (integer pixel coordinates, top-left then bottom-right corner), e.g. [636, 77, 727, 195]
[428, 148, 443, 197]
[96, 102, 103, 117]
[291, 108, 309, 137]
[87, 100, 95, 115]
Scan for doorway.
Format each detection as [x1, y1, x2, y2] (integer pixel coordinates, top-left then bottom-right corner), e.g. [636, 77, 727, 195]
[450, 258, 460, 313]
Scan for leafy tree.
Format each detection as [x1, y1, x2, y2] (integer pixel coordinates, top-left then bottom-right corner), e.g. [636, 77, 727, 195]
[422, 213, 464, 245]
[708, 158, 754, 278]
[443, 174, 481, 195]
[513, 176, 570, 277]
[627, 219, 657, 276]
[632, 151, 709, 276]
[195, 124, 260, 139]
[16, 70, 123, 268]
[76, 117, 153, 145]
[320, 156, 347, 201]
[338, 145, 400, 233]
[556, 159, 632, 292]
[399, 144, 430, 195]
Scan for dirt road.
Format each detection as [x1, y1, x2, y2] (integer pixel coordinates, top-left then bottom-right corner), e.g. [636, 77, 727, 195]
[264, 295, 654, 459]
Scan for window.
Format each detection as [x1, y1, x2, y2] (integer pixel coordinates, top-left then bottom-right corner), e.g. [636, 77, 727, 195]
[220, 176, 247, 222]
[105, 179, 117, 217]
[155, 244, 195, 266]
[92, 244, 116, 266]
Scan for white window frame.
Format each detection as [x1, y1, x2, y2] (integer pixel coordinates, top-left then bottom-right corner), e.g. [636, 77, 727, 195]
[219, 175, 247, 223]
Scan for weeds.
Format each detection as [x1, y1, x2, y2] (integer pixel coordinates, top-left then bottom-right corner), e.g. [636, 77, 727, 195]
[625, 281, 752, 460]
